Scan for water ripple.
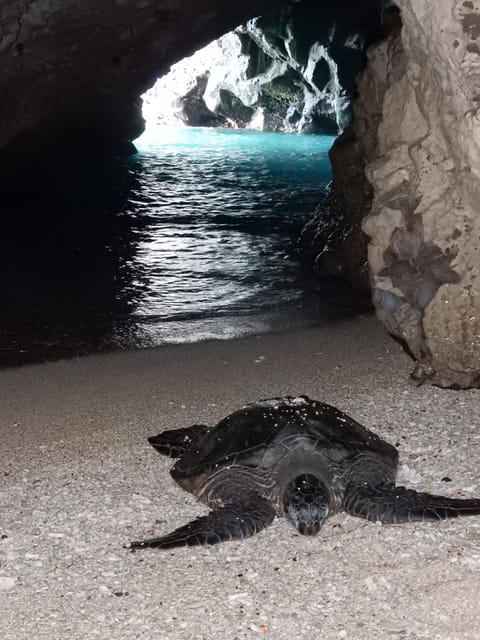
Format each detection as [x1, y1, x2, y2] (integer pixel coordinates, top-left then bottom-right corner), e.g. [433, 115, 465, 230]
[0, 127, 362, 366]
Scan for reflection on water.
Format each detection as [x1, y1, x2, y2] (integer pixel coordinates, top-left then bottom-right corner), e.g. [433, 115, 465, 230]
[0, 127, 359, 367]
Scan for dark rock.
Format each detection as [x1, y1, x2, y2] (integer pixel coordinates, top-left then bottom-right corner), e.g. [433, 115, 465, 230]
[178, 74, 230, 128]
[217, 90, 255, 127]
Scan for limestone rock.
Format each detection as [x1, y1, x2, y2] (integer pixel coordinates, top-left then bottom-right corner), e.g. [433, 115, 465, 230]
[142, 2, 385, 135]
[360, 0, 480, 387]
[178, 74, 230, 128]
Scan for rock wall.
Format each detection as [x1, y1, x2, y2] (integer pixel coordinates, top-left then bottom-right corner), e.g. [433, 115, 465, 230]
[142, 0, 385, 135]
[301, 4, 398, 291]
[338, 0, 480, 387]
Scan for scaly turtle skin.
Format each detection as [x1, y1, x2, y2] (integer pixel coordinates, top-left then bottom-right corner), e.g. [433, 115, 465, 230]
[130, 395, 480, 549]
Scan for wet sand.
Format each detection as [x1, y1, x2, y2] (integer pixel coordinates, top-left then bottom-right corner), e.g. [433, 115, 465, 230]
[1, 315, 479, 639]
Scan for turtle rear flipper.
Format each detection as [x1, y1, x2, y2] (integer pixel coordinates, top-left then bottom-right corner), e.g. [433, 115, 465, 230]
[129, 496, 275, 550]
[343, 483, 480, 523]
[148, 424, 211, 458]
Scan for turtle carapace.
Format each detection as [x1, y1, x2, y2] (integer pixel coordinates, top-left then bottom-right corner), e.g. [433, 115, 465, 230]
[129, 396, 480, 549]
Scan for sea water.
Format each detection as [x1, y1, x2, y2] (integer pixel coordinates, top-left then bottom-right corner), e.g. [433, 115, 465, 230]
[0, 127, 358, 366]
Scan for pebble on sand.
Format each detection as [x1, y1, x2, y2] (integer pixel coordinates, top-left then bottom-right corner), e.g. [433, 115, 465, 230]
[0, 576, 16, 591]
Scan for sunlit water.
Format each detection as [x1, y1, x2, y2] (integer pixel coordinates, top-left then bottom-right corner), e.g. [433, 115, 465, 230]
[0, 127, 362, 367]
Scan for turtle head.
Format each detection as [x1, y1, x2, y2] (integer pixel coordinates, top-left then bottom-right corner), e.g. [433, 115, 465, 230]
[283, 473, 330, 535]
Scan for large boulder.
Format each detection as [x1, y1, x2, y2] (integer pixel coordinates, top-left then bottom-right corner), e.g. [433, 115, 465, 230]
[334, 0, 480, 387]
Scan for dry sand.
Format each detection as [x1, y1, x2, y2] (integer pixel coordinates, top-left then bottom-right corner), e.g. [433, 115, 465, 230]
[0, 315, 479, 640]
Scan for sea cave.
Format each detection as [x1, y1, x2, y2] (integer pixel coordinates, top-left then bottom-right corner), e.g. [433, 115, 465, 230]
[0, 0, 479, 388]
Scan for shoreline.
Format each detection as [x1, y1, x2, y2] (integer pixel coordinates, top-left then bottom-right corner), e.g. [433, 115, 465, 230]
[1, 315, 479, 639]
[0, 288, 369, 371]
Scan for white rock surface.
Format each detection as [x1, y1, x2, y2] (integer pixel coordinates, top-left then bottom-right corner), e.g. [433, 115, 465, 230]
[361, 0, 480, 387]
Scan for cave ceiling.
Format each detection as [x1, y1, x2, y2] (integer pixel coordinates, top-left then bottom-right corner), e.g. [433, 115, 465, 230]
[0, 0, 385, 168]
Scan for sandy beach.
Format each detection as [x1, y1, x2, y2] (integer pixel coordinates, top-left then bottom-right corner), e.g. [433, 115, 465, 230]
[1, 315, 479, 640]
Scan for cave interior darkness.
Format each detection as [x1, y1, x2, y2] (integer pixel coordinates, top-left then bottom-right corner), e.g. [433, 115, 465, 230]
[2, 0, 390, 202]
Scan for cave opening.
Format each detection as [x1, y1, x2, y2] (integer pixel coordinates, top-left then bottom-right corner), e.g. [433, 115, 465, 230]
[0, 0, 389, 368]
[137, 1, 387, 136]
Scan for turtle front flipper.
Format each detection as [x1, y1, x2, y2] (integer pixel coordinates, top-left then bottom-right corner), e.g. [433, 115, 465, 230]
[148, 424, 211, 458]
[129, 496, 275, 550]
[343, 483, 480, 523]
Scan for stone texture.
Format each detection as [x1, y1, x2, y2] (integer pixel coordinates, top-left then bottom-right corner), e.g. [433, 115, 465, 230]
[148, 1, 385, 135]
[327, 5, 402, 291]
[357, 0, 480, 387]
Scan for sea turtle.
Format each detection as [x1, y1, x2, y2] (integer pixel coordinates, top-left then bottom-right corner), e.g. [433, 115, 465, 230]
[130, 395, 480, 549]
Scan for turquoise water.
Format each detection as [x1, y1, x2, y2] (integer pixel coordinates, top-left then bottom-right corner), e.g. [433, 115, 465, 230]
[1, 127, 359, 366]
